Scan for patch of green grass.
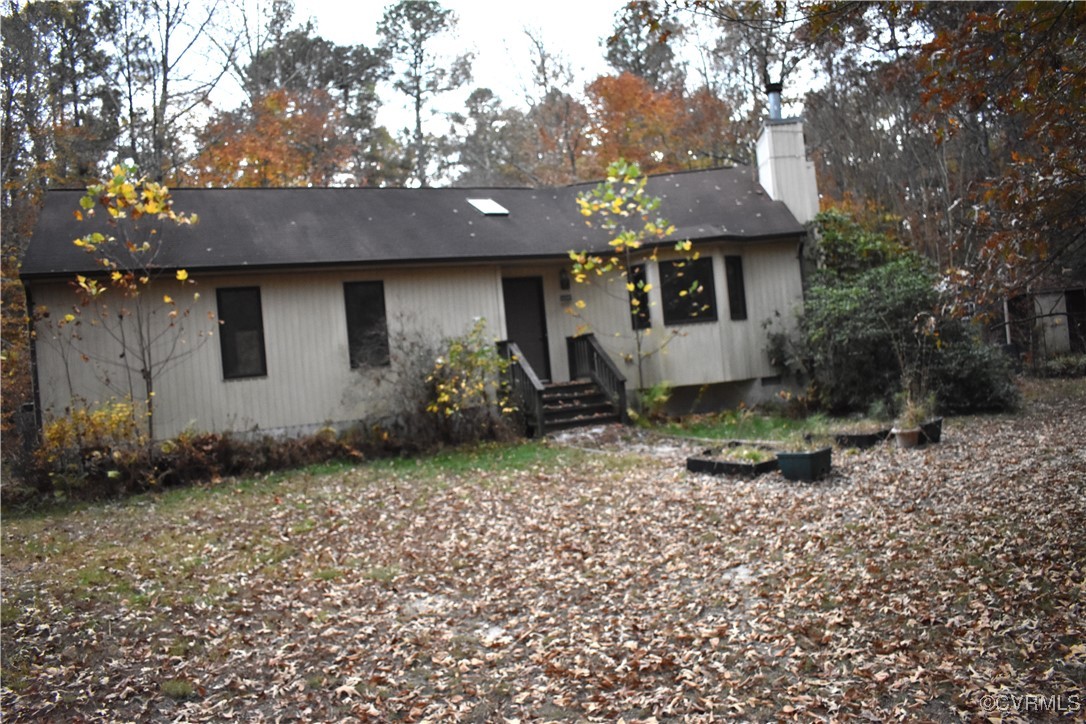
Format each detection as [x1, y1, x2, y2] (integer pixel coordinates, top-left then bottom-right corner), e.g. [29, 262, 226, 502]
[0, 600, 24, 627]
[314, 567, 342, 581]
[166, 637, 201, 658]
[0, 662, 32, 693]
[291, 518, 317, 535]
[305, 673, 329, 690]
[255, 543, 296, 566]
[362, 565, 400, 584]
[719, 445, 775, 463]
[75, 565, 113, 588]
[302, 459, 358, 477]
[372, 440, 575, 479]
[663, 408, 828, 442]
[160, 678, 195, 699]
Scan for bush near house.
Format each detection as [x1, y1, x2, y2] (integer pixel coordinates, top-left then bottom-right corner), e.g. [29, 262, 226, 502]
[770, 210, 1018, 416]
[11, 321, 518, 504]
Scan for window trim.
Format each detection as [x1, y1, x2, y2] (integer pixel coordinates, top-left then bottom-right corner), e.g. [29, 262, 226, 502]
[343, 280, 391, 369]
[216, 286, 268, 380]
[660, 257, 719, 327]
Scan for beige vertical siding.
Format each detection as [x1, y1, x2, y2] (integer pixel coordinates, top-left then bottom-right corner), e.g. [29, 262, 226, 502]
[32, 265, 505, 439]
[647, 241, 803, 388]
[541, 240, 804, 391]
[31, 243, 803, 438]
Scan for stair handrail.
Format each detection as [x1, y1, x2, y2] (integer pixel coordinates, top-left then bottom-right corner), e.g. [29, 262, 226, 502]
[567, 334, 628, 423]
[497, 340, 546, 437]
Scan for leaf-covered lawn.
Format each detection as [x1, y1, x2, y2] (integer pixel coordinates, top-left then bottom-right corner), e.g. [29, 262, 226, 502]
[3, 380, 1084, 722]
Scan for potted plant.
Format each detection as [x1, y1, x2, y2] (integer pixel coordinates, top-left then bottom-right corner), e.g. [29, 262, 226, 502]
[891, 395, 929, 448]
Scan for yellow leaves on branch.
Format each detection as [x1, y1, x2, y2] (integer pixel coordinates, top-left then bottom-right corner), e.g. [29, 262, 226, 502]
[75, 275, 104, 298]
[77, 163, 198, 227]
[568, 159, 696, 326]
[72, 166, 201, 303]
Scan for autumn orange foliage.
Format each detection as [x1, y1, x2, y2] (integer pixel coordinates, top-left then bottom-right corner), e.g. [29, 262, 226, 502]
[584, 73, 685, 176]
[192, 89, 353, 187]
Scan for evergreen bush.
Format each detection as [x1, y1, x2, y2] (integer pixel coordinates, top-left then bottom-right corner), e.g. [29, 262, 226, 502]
[771, 211, 1018, 416]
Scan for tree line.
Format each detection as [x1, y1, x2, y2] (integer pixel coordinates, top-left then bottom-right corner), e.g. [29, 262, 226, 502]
[2, 0, 1084, 460]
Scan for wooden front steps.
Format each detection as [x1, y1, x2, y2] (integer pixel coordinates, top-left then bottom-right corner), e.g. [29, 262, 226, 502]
[538, 379, 623, 434]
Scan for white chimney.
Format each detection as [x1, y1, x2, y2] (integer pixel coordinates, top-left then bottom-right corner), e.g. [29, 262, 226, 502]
[756, 83, 819, 225]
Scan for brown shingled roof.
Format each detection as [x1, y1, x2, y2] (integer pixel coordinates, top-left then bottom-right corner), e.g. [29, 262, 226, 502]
[21, 166, 805, 280]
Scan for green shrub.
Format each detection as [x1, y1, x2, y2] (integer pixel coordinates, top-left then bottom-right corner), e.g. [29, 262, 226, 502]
[810, 208, 906, 280]
[631, 380, 673, 423]
[788, 255, 939, 412]
[772, 210, 1018, 416]
[929, 324, 1020, 413]
[1037, 354, 1086, 378]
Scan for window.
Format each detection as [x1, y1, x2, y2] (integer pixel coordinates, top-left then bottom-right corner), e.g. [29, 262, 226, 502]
[661, 257, 718, 326]
[217, 287, 267, 379]
[628, 264, 651, 330]
[724, 255, 748, 321]
[344, 281, 390, 368]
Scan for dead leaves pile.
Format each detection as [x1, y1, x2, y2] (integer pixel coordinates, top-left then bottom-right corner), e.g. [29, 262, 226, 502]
[2, 380, 1084, 722]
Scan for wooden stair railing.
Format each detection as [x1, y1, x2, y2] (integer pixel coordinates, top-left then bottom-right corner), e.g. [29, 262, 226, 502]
[566, 333, 629, 424]
[497, 340, 546, 437]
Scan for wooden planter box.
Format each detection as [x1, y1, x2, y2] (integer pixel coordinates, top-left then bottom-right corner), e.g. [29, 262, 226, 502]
[687, 447, 778, 477]
[833, 428, 892, 449]
[776, 447, 833, 481]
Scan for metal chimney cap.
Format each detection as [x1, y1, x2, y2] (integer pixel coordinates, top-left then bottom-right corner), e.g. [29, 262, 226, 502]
[766, 83, 783, 120]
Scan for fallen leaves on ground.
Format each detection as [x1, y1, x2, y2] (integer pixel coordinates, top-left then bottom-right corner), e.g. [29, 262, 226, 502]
[2, 379, 1084, 722]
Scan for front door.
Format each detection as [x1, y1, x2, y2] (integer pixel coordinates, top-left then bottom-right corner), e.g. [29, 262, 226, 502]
[502, 276, 552, 381]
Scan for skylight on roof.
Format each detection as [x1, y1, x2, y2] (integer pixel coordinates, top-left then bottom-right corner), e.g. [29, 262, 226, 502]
[466, 198, 509, 216]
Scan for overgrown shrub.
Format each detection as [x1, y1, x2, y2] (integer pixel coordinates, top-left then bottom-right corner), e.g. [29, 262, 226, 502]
[929, 322, 1020, 413]
[425, 318, 516, 444]
[154, 429, 364, 488]
[631, 380, 673, 423]
[775, 255, 939, 413]
[27, 424, 369, 501]
[771, 210, 1018, 416]
[810, 208, 906, 278]
[34, 399, 148, 497]
[18, 320, 525, 504]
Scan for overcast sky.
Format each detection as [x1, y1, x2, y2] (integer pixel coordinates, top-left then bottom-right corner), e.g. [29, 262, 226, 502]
[296, 0, 630, 130]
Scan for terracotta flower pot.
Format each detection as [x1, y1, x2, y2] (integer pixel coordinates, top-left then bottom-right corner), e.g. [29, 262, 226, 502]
[891, 427, 923, 448]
